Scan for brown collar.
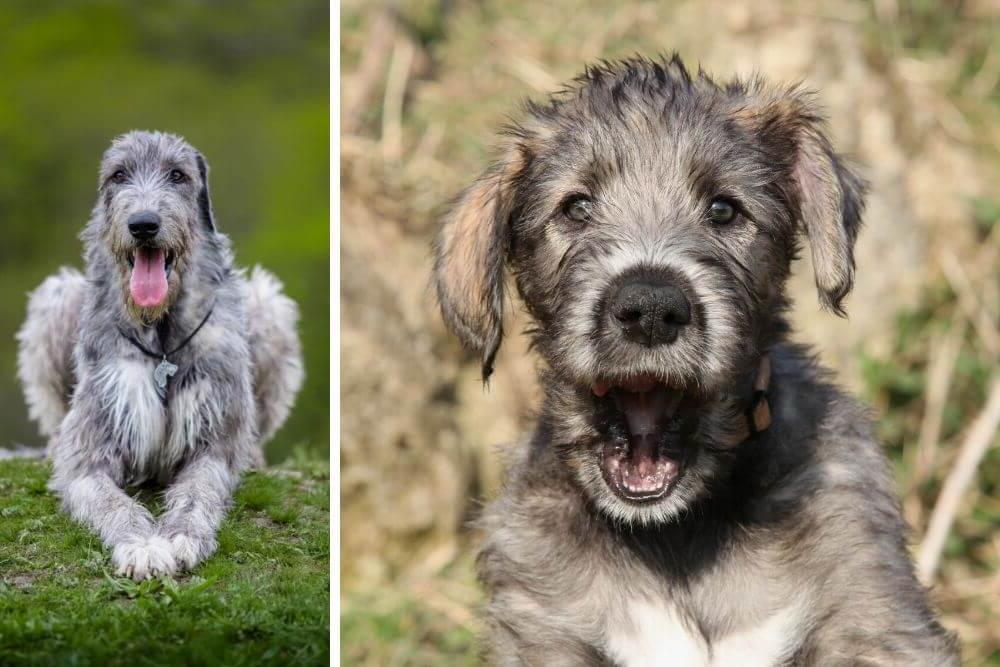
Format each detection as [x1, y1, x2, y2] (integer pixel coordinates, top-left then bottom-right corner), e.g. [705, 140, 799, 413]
[727, 354, 772, 445]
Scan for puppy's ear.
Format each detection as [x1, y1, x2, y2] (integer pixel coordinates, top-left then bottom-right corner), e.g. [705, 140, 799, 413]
[738, 89, 867, 315]
[433, 143, 529, 381]
[195, 153, 216, 232]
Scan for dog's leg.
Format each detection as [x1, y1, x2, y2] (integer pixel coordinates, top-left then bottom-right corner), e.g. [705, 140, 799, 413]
[51, 393, 177, 580]
[58, 471, 175, 580]
[244, 266, 304, 451]
[156, 454, 239, 571]
[157, 329, 257, 571]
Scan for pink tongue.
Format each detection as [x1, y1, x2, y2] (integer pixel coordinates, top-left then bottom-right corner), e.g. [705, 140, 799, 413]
[621, 440, 676, 493]
[129, 248, 168, 307]
[614, 387, 682, 438]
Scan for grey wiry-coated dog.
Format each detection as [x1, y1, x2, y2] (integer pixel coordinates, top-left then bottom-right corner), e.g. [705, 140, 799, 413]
[434, 57, 959, 665]
[17, 131, 303, 580]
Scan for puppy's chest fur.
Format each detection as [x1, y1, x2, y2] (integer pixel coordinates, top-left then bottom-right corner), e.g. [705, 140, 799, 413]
[604, 595, 806, 667]
[480, 488, 813, 666]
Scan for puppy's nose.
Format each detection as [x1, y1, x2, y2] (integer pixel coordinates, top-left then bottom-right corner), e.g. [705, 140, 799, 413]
[127, 211, 161, 240]
[610, 278, 692, 347]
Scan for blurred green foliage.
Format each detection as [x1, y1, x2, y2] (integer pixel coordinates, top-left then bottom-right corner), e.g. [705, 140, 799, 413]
[861, 278, 1000, 571]
[0, 1, 329, 462]
[341, 585, 478, 666]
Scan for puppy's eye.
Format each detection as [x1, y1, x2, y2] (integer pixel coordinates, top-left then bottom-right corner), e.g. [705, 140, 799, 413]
[111, 170, 128, 184]
[708, 198, 738, 225]
[168, 169, 187, 184]
[562, 195, 594, 223]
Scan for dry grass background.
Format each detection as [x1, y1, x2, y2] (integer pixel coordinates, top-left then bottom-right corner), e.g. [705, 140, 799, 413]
[340, 1, 1000, 663]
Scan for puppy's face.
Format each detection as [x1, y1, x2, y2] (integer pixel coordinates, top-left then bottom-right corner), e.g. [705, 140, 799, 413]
[92, 131, 215, 323]
[435, 58, 864, 525]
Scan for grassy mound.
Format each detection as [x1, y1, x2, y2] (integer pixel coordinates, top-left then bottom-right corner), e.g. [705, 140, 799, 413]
[0, 457, 329, 666]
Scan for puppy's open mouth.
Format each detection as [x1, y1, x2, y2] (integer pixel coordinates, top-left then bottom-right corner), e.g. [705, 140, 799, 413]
[126, 248, 175, 308]
[592, 375, 686, 502]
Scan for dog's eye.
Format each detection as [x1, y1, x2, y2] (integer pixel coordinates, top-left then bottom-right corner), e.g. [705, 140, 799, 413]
[562, 195, 593, 223]
[708, 198, 738, 225]
[168, 169, 187, 184]
[110, 170, 128, 184]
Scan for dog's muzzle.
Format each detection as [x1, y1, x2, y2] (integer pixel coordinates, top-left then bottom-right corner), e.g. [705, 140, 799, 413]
[587, 267, 702, 502]
[123, 210, 174, 310]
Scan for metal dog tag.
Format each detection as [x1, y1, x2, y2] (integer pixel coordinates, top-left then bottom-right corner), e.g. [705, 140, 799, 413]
[153, 358, 178, 401]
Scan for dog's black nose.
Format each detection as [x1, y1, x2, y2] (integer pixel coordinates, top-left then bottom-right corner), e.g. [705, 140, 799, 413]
[127, 211, 161, 240]
[609, 277, 692, 346]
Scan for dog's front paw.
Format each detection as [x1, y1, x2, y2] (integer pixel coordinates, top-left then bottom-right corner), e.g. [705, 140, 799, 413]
[113, 536, 176, 580]
[167, 532, 217, 571]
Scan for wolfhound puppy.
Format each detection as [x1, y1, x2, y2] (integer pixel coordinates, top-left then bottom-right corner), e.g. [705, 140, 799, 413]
[17, 131, 303, 580]
[434, 57, 958, 664]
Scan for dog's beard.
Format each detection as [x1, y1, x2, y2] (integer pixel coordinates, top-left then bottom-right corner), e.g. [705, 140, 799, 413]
[105, 216, 192, 325]
[532, 259, 757, 524]
[545, 361, 746, 527]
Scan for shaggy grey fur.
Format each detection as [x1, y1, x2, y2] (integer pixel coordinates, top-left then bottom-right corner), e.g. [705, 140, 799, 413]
[17, 131, 303, 580]
[434, 57, 958, 665]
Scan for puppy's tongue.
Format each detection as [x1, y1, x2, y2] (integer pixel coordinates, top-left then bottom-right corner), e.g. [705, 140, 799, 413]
[613, 385, 682, 439]
[129, 248, 168, 308]
[615, 438, 678, 496]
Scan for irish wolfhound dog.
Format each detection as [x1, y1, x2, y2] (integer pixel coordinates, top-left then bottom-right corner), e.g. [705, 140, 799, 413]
[17, 131, 303, 580]
[434, 57, 958, 664]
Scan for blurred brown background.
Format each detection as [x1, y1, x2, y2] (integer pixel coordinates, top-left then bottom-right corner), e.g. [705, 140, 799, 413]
[340, 0, 1000, 663]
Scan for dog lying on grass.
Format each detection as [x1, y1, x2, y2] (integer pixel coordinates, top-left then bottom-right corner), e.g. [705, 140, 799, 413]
[17, 131, 303, 580]
[434, 56, 959, 665]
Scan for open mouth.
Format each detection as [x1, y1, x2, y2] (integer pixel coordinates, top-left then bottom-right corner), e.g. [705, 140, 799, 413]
[127, 247, 175, 308]
[592, 375, 686, 503]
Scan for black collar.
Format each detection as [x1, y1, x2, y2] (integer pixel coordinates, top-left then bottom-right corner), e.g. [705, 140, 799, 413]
[118, 302, 215, 361]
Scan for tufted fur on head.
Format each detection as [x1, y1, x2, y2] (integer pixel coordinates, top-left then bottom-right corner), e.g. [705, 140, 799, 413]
[434, 57, 866, 384]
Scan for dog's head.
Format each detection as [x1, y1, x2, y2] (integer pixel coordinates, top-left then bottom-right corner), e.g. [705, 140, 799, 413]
[434, 56, 865, 525]
[89, 130, 216, 324]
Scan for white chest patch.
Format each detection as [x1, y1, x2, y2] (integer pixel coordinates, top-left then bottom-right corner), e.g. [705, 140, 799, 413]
[710, 602, 806, 667]
[94, 358, 167, 475]
[606, 600, 709, 667]
[93, 357, 208, 477]
[605, 599, 806, 667]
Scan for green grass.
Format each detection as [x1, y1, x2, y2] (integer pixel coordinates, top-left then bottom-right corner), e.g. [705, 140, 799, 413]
[0, 458, 330, 666]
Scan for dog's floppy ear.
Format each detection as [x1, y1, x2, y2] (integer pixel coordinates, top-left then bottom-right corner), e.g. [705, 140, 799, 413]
[738, 88, 867, 315]
[433, 143, 529, 381]
[195, 152, 216, 232]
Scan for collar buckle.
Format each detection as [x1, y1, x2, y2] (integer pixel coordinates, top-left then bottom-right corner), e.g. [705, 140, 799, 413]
[735, 353, 772, 443]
